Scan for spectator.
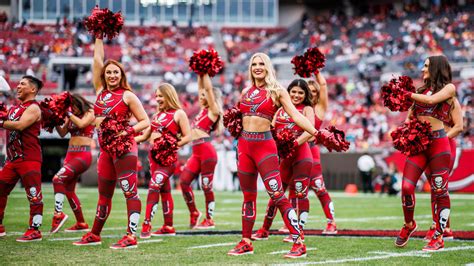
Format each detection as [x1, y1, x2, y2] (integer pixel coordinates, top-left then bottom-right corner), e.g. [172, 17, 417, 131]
[357, 153, 375, 193]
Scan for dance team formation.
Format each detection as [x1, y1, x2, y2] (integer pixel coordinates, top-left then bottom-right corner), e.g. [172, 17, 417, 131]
[0, 7, 464, 258]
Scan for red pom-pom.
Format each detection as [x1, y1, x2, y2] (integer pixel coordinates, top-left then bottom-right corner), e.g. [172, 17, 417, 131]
[189, 49, 224, 77]
[40, 92, 72, 132]
[291, 47, 326, 78]
[315, 126, 350, 152]
[381, 75, 415, 112]
[391, 118, 432, 156]
[84, 6, 124, 40]
[151, 129, 179, 166]
[99, 113, 133, 157]
[0, 102, 7, 120]
[223, 104, 242, 138]
[274, 128, 297, 159]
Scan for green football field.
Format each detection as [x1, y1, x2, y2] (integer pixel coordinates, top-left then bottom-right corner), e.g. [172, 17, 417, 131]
[1, 184, 473, 265]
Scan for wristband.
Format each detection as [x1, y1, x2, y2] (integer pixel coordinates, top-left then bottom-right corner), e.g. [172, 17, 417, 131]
[125, 126, 135, 136]
[66, 111, 73, 117]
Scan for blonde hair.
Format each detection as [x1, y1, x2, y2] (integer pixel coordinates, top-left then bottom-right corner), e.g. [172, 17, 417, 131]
[307, 80, 320, 106]
[157, 83, 182, 110]
[248, 53, 283, 105]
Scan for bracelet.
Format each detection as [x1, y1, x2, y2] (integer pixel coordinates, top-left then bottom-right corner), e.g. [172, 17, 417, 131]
[66, 111, 73, 117]
[0, 120, 4, 128]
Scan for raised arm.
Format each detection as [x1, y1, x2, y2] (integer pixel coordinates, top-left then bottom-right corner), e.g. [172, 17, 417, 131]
[279, 89, 317, 135]
[176, 109, 192, 147]
[447, 97, 463, 139]
[296, 106, 315, 145]
[92, 38, 105, 93]
[410, 84, 455, 105]
[200, 74, 220, 118]
[1, 104, 41, 131]
[68, 109, 95, 129]
[314, 72, 328, 117]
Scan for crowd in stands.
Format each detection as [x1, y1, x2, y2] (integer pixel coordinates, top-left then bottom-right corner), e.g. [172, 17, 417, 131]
[0, 3, 472, 153]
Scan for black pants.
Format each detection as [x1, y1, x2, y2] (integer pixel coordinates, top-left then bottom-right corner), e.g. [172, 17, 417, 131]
[360, 171, 373, 193]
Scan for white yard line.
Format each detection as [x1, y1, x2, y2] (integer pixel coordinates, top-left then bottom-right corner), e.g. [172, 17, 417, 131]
[139, 239, 164, 244]
[275, 246, 474, 265]
[188, 242, 236, 249]
[268, 248, 318, 255]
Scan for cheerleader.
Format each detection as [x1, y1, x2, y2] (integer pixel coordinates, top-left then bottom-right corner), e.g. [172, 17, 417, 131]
[73, 38, 150, 249]
[179, 73, 223, 229]
[138, 83, 191, 238]
[394, 55, 455, 252]
[51, 94, 95, 234]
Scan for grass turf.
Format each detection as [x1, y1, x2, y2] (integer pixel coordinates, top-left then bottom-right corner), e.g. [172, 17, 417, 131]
[1, 184, 473, 264]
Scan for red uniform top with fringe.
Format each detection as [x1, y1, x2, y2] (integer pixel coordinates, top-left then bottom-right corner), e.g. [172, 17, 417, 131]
[94, 88, 130, 118]
[68, 116, 95, 138]
[274, 104, 305, 137]
[151, 109, 180, 136]
[240, 85, 278, 121]
[6, 100, 42, 162]
[413, 88, 451, 124]
[192, 108, 216, 134]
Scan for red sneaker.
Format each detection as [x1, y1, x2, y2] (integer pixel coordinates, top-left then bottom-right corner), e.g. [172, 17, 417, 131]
[73, 232, 101, 246]
[65, 222, 89, 233]
[443, 228, 454, 241]
[422, 236, 444, 252]
[110, 234, 138, 250]
[251, 228, 269, 241]
[189, 211, 202, 229]
[0, 224, 5, 237]
[395, 221, 417, 247]
[50, 213, 68, 234]
[16, 229, 42, 242]
[195, 219, 215, 229]
[140, 222, 152, 239]
[227, 240, 254, 256]
[151, 225, 176, 236]
[322, 222, 338, 235]
[284, 242, 307, 258]
[278, 225, 289, 233]
[424, 227, 436, 242]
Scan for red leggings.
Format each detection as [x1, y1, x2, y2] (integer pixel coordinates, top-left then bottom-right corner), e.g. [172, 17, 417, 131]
[52, 146, 92, 223]
[91, 143, 141, 236]
[179, 138, 217, 219]
[0, 160, 43, 229]
[261, 142, 311, 231]
[309, 142, 335, 223]
[237, 131, 302, 241]
[426, 138, 456, 228]
[144, 152, 175, 227]
[401, 129, 451, 236]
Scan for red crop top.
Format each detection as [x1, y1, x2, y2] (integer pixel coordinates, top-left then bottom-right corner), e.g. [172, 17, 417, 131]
[94, 88, 131, 118]
[274, 104, 305, 137]
[314, 114, 323, 130]
[413, 88, 451, 124]
[240, 86, 278, 121]
[192, 108, 216, 134]
[67, 116, 95, 138]
[151, 109, 181, 136]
